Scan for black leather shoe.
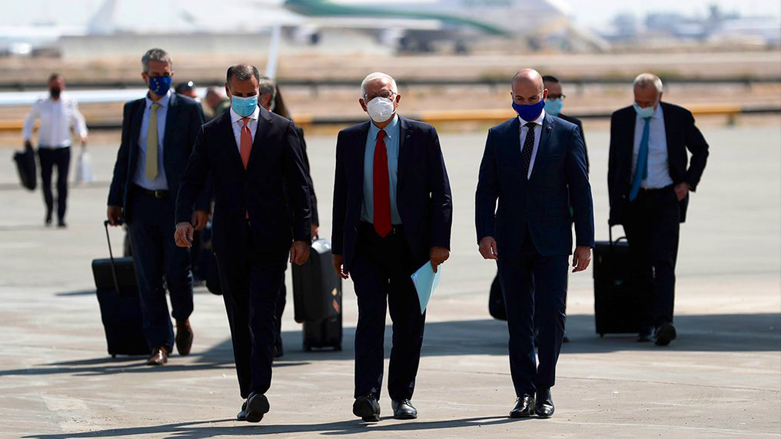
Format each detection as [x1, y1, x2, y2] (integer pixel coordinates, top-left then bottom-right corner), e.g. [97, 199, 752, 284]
[535, 388, 555, 418]
[654, 323, 677, 346]
[353, 395, 381, 422]
[236, 401, 248, 421]
[244, 392, 270, 423]
[391, 399, 417, 419]
[509, 395, 535, 418]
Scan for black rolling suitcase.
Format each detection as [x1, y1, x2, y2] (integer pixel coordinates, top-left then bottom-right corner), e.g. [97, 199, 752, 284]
[13, 145, 37, 191]
[593, 226, 649, 337]
[488, 273, 507, 321]
[292, 238, 342, 351]
[91, 220, 148, 357]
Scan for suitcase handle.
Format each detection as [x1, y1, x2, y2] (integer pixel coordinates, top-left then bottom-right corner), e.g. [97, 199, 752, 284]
[103, 220, 123, 296]
[608, 224, 628, 250]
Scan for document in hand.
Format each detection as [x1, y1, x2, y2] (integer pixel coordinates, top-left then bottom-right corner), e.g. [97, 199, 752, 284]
[411, 262, 442, 314]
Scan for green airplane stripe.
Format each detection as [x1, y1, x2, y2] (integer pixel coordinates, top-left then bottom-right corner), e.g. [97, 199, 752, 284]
[285, 0, 508, 35]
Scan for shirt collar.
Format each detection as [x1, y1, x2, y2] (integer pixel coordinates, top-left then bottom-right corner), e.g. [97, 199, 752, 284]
[368, 113, 399, 140]
[230, 105, 260, 125]
[518, 109, 546, 126]
[145, 89, 171, 109]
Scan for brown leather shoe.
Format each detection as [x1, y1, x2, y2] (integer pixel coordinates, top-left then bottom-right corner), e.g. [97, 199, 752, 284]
[147, 346, 169, 366]
[176, 319, 194, 356]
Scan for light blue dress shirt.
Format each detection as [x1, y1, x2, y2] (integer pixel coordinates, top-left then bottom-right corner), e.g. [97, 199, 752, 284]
[134, 90, 170, 190]
[632, 105, 673, 189]
[361, 114, 402, 225]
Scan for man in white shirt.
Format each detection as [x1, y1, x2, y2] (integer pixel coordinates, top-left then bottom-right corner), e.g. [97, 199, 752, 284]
[23, 73, 87, 227]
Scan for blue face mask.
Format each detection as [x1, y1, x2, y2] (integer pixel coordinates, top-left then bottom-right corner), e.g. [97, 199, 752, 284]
[512, 98, 545, 122]
[633, 103, 655, 119]
[231, 94, 258, 118]
[544, 98, 563, 116]
[147, 75, 172, 97]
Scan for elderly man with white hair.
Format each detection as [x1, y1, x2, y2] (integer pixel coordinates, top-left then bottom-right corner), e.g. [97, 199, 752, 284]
[608, 73, 709, 346]
[332, 72, 453, 422]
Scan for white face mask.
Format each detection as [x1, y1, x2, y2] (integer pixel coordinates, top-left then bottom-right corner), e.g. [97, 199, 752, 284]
[366, 97, 395, 123]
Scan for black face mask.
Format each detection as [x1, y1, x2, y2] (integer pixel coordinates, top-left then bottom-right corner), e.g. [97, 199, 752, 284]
[50, 87, 61, 99]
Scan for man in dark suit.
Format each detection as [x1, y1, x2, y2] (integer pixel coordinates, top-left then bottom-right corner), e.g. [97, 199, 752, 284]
[476, 68, 594, 419]
[174, 64, 311, 423]
[332, 72, 452, 422]
[258, 75, 320, 358]
[542, 75, 589, 172]
[608, 73, 709, 346]
[107, 48, 208, 366]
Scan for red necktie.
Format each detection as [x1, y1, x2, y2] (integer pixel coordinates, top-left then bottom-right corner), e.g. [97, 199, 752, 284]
[240, 117, 252, 169]
[373, 130, 391, 237]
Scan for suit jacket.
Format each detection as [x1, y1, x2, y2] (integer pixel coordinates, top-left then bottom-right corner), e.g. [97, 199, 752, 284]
[476, 114, 594, 257]
[557, 113, 589, 172]
[607, 102, 709, 224]
[175, 107, 311, 255]
[332, 116, 453, 272]
[108, 92, 208, 218]
[295, 125, 319, 227]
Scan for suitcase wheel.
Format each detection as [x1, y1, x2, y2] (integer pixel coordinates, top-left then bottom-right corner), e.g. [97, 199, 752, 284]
[111, 354, 117, 358]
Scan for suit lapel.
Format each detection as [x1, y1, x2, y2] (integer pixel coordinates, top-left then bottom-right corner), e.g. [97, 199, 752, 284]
[220, 111, 246, 174]
[247, 107, 272, 172]
[397, 116, 412, 190]
[529, 114, 553, 181]
[163, 93, 179, 166]
[129, 98, 145, 172]
[661, 102, 675, 160]
[353, 121, 371, 202]
[505, 117, 524, 180]
[622, 108, 636, 176]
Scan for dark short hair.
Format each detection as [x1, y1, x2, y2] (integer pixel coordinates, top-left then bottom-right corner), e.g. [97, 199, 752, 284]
[226, 64, 260, 85]
[48, 73, 63, 83]
[542, 75, 560, 83]
[175, 81, 195, 94]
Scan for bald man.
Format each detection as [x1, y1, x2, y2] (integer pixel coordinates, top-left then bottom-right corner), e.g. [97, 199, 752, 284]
[475, 68, 594, 418]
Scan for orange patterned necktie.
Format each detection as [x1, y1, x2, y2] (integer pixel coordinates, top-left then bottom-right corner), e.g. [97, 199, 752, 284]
[240, 117, 252, 169]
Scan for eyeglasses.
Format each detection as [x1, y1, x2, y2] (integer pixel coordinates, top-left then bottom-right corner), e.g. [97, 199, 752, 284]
[363, 90, 395, 101]
[547, 93, 566, 100]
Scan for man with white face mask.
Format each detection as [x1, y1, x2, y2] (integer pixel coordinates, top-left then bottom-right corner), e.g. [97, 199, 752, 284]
[608, 73, 709, 346]
[332, 72, 453, 422]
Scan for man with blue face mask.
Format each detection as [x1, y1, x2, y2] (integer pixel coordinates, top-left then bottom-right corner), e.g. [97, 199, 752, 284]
[607, 73, 709, 346]
[542, 75, 589, 172]
[476, 68, 594, 419]
[107, 48, 208, 367]
[175, 64, 312, 423]
[332, 72, 452, 423]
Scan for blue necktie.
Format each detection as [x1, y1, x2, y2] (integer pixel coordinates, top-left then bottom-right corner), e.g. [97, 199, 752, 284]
[629, 117, 651, 201]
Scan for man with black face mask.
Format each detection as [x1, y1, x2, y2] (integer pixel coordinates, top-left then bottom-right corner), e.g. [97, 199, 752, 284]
[107, 48, 209, 367]
[23, 73, 88, 227]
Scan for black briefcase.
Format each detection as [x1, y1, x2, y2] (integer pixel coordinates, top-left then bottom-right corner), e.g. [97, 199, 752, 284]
[13, 145, 36, 191]
[91, 220, 148, 357]
[292, 238, 342, 351]
[488, 273, 507, 321]
[593, 227, 649, 336]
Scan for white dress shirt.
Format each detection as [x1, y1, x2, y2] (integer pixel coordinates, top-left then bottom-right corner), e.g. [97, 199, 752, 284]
[229, 106, 260, 152]
[632, 105, 673, 189]
[23, 94, 88, 148]
[518, 109, 546, 180]
[134, 90, 171, 191]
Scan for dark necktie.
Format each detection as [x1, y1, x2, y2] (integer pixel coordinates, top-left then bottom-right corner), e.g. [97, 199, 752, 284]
[521, 122, 536, 178]
[373, 130, 391, 237]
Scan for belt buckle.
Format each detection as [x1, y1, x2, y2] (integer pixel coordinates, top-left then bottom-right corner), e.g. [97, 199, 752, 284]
[154, 190, 164, 199]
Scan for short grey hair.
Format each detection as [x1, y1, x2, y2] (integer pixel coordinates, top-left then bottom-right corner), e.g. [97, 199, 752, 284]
[259, 76, 278, 100]
[633, 73, 663, 94]
[141, 48, 172, 73]
[226, 64, 260, 85]
[361, 72, 398, 98]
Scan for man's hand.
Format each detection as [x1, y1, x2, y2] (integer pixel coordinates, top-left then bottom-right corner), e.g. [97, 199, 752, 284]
[175, 222, 194, 248]
[572, 246, 592, 273]
[430, 246, 450, 273]
[674, 182, 689, 201]
[311, 223, 320, 239]
[479, 236, 498, 260]
[107, 205, 123, 226]
[192, 210, 209, 232]
[290, 240, 310, 266]
[333, 254, 348, 280]
[24, 140, 32, 149]
[80, 136, 87, 148]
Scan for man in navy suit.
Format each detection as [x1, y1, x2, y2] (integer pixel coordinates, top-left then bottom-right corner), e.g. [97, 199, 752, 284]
[608, 73, 709, 346]
[476, 68, 594, 419]
[174, 64, 311, 423]
[107, 48, 208, 366]
[332, 72, 452, 422]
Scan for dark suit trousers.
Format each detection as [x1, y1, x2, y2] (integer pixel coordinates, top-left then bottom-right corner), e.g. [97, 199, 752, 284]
[37, 146, 70, 221]
[497, 231, 568, 396]
[350, 222, 425, 401]
[126, 188, 194, 352]
[215, 222, 288, 398]
[274, 273, 287, 351]
[622, 186, 680, 328]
